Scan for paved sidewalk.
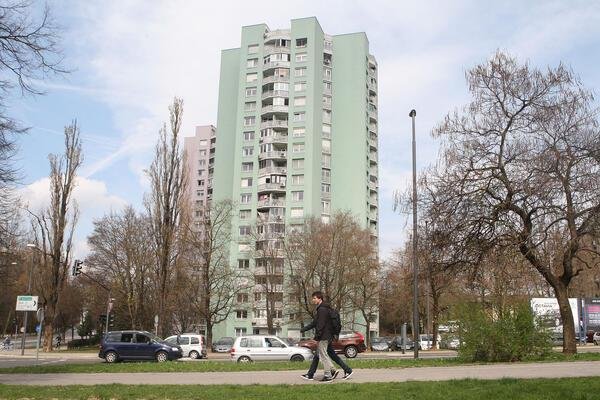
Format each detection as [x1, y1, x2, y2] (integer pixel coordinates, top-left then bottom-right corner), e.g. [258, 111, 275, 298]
[1, 361, 600, 386]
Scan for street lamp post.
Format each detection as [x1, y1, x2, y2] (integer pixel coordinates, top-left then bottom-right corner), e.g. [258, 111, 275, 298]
[21, 244, 37, 356]
[409, 109, 419, 359]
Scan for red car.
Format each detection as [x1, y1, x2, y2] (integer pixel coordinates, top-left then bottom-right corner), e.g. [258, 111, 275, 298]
[297, 331, 367, 358]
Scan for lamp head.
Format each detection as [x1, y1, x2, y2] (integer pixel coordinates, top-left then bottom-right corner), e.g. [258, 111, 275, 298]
[409, 109, 416, 117]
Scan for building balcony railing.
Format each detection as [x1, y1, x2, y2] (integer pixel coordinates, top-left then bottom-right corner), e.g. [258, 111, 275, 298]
[251, 317, 284, 327]
[260, 119, 288, 129]
[260, 133, 288, 145]
[368, 137, 377, 149]
[262, 90, 289, 100]
[257, 198, 286, 208]
[258, 166, 287, 176]
[261, 105, 289, 114]
[321, 192, 331, 200]
[262, 75, 290, 85]
[323, 102, 332, 110]
[257, 182, 287, 192]
[323, 87, 332, 95]
[257, 215, 285, 224]
[264, 45, 291, 55]
[254, 284, 284, 293]
[258, 151, 287, 160]
[264, 61, 290, 69]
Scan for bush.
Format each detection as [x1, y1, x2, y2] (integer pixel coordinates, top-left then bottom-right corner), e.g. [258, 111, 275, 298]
[456, 302, 552, 362]
[67, 335, 101, 350]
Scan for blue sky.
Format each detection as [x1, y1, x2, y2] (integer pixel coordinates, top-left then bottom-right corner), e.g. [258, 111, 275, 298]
[12, 0, 600, 259]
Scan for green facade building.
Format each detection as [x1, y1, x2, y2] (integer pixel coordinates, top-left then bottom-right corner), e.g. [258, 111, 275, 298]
[212, 17, 379, 339]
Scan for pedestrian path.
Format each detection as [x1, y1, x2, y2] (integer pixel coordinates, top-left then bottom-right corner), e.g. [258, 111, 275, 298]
[1, 361, 600, 386]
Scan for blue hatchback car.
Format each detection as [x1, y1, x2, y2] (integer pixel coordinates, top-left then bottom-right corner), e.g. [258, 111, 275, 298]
[99, 330, 182, 363]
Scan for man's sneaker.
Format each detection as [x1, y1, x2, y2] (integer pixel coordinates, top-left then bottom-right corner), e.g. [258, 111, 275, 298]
[319, 376, 334, 383]
[300, 374, 314, 381]
[342, 370, 354, 380]
[331, 370, 340, 379]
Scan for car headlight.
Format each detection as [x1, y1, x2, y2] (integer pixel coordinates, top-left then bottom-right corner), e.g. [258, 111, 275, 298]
[171, 347, 179, 351]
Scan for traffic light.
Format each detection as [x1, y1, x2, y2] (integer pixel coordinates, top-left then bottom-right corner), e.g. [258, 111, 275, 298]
[72, 260, 84, 276]
[98, 314, 107, 325]
[108, 314, 115, 328]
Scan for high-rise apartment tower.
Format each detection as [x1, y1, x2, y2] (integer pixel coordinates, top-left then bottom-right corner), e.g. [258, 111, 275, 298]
[212, 17, 378, 338]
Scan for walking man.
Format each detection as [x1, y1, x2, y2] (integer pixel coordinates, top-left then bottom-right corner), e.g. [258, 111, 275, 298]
[300, 291, 337, 382]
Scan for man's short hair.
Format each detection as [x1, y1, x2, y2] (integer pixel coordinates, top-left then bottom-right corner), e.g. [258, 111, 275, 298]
[311, 291, 324, 300]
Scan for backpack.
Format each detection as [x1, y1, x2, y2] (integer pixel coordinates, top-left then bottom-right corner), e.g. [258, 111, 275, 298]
[329, 307, 342, 337]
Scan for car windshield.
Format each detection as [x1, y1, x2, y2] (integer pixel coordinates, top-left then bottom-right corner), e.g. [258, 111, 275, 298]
[216, 338, 234, 345]
[372, 337, 386, 343]
[148, 333, 163, 342]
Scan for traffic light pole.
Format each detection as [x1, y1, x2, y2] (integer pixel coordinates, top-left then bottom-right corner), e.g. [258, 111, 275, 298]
[104, 291, 112, 337]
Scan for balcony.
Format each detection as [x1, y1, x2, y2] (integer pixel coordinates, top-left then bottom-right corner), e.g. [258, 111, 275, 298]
[257, 182, 287, 193]
[257, 198, 286, 209]
[251, 317, 284, 327]
[260, 119, 288, 129]
[264, 61, 291, 70]
[254, 284, 284, 293]
[257, 215, 285, 224]
[260, 133, 288, 145]
[261, 105, 289, 115]
[262, 75, 290, 85]
[321, 191, 331, 200]
[264, 45, 291, 56]
[258, 151, 287, 161]
[262, 90, 289, 100]
[258, 166, 287, 176]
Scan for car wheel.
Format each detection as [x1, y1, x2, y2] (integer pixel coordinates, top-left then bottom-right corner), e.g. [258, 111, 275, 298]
[189, 350, 200, 359]
[344, 345, 358, 358]
[156, 351, 169, 362]
[290, 354, 304, 362]
[595, 340, 599, 346]
[105, 351, 118, 363]
[237, 355, 252, 363]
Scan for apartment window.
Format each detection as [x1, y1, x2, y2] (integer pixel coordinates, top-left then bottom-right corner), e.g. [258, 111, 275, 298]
[238, 259, 250, 269]
[198, 169, 205, 176]
[236, 310, 248, 319]
[254, 292, 263, 301]
[323, 96, 332, 105]
[322, 201, 331, 214]
[245, 87, 257, 97]
[292, 143, 305, 153]
[196, 190, 204, 197]
[243, 131, 255, 141]
[237, 293, 249, 303]
[197, 180, 205, 187]
[296, 38, 307, 47]
[235, 327, 247, 337]
[290, 207, 304, 218]
[199, 149, 207, 156]
[294, 82, 306, 92]
[322, 215, 330, 223]
[321, 183, 331, 193]
[294, 97, 306, 106]
[239, 226, 251, 236]
[292, 191, 304, 201]
[323, 67, 332, 79]
[272, 97, 287, 106]
[324, 81, 332, 91]
[239, 210, 251, 220]
[240, 193, 251, 204]
[295, 67, 306, 77]
[199, 159, 206, 166]
[248, 44, 259, 54]
[199, 139, 208, 146]
[244, 116, 255, 126]
[322, 139, 331, 153]
[244, 102, 256, 111]
[247, 58, 258, 68]
[241, 162, 253, 172]
[291, 174, 304, 185]
[321, 169, 330, 181]
[293, 127, 305, 137]
[273, 82, 288, 91]
[292, 158, 304, 169]
[322, 153, 331, 167]
[242, 146, 254, 156]
[246, 73, 258, 83]
[295, 52, 307, 62]
[323, 109, 332, 122]
[322, 124, 331, 136]
[241, 177, 253, 187]
[293, 112, 305, 122]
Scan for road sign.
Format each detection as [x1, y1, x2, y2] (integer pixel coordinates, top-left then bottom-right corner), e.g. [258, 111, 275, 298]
[35, 324, 41, 333]
[16, 295, 38, 311]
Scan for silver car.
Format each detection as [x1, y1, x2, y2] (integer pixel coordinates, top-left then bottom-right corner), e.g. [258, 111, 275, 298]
[230, 335, 314, 363]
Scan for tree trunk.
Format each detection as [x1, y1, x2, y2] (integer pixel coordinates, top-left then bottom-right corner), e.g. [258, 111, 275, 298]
[554, 282, 577, 354]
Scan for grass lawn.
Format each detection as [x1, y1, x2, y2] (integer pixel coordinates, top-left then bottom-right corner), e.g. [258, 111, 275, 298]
[1, 378, 600, 399]
[1, 352, 599, 374]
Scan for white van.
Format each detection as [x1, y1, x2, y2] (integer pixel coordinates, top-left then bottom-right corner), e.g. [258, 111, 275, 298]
[165, 334, 207, 359]
[418, 334, 442, 350]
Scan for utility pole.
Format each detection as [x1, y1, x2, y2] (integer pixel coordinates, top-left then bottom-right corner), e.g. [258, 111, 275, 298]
[409, 109, 419, 359]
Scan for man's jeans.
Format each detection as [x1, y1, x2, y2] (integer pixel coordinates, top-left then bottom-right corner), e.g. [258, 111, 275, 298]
[308, 341, 351, 377]
[317, 340, 333, 378]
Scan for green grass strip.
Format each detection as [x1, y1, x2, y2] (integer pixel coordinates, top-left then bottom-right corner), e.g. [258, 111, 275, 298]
[1, 352, 599, 374]
[1, 378, 600, 399]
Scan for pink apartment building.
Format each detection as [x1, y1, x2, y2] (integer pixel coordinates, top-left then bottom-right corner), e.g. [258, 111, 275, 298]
[184, 125, 216, 221]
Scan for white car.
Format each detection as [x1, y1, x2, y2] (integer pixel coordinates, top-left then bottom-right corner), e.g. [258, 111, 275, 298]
[165, 334, 207, 359]
[594, 332, 600, 345]
[418, 334, 442, 350]
[230, 335, 314, 363]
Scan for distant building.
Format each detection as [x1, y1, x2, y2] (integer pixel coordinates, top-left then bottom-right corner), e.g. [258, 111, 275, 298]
[184, 125, 216, 222]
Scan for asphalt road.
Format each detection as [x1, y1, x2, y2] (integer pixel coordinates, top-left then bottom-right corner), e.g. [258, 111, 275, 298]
[1, 361, 600, 386]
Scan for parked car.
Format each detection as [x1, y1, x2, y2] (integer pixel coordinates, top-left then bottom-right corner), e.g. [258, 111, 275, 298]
[370, 336, 392, 351]
[445, 337, 461, 350]
[389, 336, 414, 351]
[298, 330, 367, 358]
[212, 337, 234, 353]
[593, 332, 600, 345]
[165, 334, 207, 359]
[99, 330, 182, 363]
[418, 334, 442, 350]
[230, 335, 314, 363]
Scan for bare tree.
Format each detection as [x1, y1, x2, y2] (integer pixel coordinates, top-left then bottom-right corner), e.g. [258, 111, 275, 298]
[86, 207, 155, 330]
[145, 97, 187, 336]
[431, 51, 600, 354]
[29, 120, 81, 351]
[180, 199, 246, 348]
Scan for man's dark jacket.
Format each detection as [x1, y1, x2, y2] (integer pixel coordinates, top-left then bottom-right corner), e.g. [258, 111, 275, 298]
[300, 302, 334, 341]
